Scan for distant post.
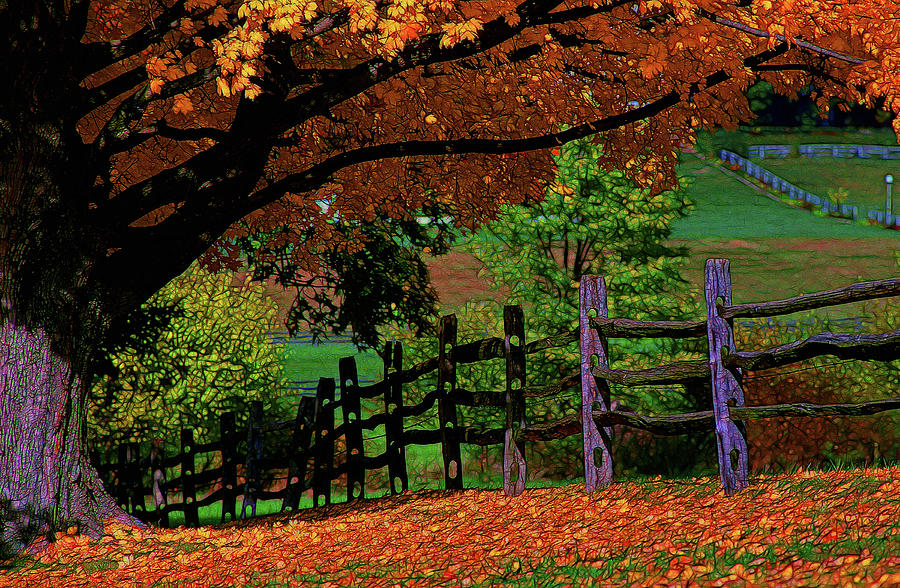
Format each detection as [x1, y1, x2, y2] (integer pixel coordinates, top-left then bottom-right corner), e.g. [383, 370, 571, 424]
[885, 174, 894, 221]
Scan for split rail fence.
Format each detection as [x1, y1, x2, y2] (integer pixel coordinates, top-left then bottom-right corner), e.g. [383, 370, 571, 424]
[92, 259, 900, 528]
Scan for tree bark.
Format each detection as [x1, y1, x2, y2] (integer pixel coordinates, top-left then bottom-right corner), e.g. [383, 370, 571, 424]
[1, 321, 149, 560]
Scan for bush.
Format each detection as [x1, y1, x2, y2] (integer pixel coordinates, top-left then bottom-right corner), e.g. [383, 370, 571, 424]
[87, 260, 292, 491]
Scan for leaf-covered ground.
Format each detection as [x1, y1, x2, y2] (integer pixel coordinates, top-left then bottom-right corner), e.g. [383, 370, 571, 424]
[2, 466, 898, 587]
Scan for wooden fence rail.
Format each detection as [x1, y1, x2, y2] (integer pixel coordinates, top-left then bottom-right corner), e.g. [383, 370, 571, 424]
[91, 259, 900, 527]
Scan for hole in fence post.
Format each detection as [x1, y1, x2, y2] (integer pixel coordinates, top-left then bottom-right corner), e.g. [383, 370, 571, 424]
[590, 354, 598, 368]
[510, 379, 521, 390]
[290, 476, 299, 485]
[509, 334, 520, 347]
[729, 448, 740, 472]
[588, 308, 598, 318]
[394, 477, 403, 492]
[593, 447, 604, 469]
[449, 460, 458, 479]
[353, 482, 362, 497]
[509, 462, 519, 483]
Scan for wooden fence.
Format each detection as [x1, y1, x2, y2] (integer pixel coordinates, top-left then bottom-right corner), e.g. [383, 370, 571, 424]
[580, 259, 899, 495]
[91, 259, 900, 527]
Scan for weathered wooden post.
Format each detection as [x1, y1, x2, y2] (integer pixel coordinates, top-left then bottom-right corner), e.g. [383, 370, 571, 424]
[149, 437, 169, 528]
[383, 339, 409, 495]
[580, 275, 614, 492]
[437, 314, 463, 490]
[282, 396, 317, 512]
[704, 258, 749, 496]
[241, 400, 264, 520]
[114, 443, 129, 511]
[219, 411, 239, 524]
[340, 356, 366, 502]
[180, 428, 200, 528]
[312, 377, 336, 507]
[125, 441, 147, 519]
[503, 305, 527, 497]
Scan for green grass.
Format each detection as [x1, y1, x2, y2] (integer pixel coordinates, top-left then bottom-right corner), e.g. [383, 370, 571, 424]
[742, 156, 899, 210]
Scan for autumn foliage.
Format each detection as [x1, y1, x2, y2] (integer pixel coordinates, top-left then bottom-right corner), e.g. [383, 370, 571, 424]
[74, 0, 900, 280]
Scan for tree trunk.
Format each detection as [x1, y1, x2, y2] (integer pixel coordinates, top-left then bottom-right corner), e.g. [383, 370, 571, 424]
[0, 320, 149, 560]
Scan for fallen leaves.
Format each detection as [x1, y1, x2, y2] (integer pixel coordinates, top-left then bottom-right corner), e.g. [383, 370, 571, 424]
[2, 466, 899, 587]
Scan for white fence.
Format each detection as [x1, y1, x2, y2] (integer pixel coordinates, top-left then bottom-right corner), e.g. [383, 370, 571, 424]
[749, 144, 900, 159]
[720, 150, 900, 228]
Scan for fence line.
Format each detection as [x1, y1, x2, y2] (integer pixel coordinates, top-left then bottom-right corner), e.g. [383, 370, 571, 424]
[719, 149, 900, 228]
[580, 261, 899, 496]
[91, 261, 899, 527]
[749, 144, 900, 160]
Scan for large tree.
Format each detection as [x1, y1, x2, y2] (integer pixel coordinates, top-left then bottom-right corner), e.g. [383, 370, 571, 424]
[2, 0, 898, 559]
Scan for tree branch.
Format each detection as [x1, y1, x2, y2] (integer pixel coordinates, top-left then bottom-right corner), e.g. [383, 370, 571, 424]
[697, 9, 866, 65]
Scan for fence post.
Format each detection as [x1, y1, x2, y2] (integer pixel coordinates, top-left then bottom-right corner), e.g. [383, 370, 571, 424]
[126, 441, 147, 519]
[704, 258, 749, 496]
[312, 377, 336, 507]
[503, 305, 527, 497]
[149, 438, 169, 528]
[241, 400, 264, 520]
[282, 396, 317, 513]
[384, 340, 409, 495]
[340, 356, 366, 502]
[438, 314, 463, 490]
[115, 444, 129, 511]
[219, 411, 239, 524]
[180, 428, 200, 528]
[580, 275, 614, 493]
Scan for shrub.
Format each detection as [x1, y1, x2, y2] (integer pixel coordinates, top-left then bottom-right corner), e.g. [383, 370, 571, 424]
[87, 260, 292, 491]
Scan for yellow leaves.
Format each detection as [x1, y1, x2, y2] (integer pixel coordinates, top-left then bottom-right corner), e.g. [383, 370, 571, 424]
[347, 0, 378, 33]
[440, 18, 483, 49]
[217, 77, 232, 97]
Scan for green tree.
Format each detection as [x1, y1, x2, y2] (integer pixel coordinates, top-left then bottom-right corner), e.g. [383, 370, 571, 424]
[382, 129, 717, 481]
[227, 195, 462, 351]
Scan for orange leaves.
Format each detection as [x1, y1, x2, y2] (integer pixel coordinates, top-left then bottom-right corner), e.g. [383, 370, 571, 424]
[173, 96, 194, 115]
[208, 6, 229, 26]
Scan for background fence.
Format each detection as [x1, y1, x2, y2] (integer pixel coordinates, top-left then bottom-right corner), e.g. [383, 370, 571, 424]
[719, 149, 900, 228]
[92, 261, 899, 528]
[749, 144, 900, 159]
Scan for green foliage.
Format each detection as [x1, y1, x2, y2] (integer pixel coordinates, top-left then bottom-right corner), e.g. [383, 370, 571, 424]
[86, 260, 290, 474]
[229, 198, 462, 356]
[695, 128, 749, 158]
[381, 130, 717, 480]
[746, 81, 775, 119]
